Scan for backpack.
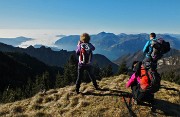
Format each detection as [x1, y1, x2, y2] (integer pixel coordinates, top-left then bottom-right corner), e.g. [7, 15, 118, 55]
[151, 38, 170, 60]
[79, 43, 92, 64]
[139, 65, 161, 93]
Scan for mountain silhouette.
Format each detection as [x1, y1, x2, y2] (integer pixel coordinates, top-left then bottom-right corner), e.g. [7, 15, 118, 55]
[0, 42, 118, 72]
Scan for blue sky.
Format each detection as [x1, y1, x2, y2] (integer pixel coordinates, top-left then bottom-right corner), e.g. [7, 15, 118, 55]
[0, 0, 180, 33]
[0, 0, 180, 47]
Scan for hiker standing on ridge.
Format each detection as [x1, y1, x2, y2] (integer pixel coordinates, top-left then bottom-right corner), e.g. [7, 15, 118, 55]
[143, 32, 158, 70]
[143, 32, 170, 70]
[75, 33, 99, 94]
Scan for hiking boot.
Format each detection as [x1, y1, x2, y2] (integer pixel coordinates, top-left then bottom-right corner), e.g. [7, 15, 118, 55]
[150, 99, 156, 112]
[134, 100, 138, 105]
[94, 85, 100, 90]
[132, 98, 137, 105]
[133, 98, 141, 105]
[151, 106, 156, 113]
[150, 103, 156, 112]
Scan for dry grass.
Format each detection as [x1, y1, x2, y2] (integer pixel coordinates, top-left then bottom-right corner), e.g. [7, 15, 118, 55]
[0, 74, 179, 117]
[12, 105, 24, 113]
[31, 104, 43, 110]
[35, 97, 43, 104]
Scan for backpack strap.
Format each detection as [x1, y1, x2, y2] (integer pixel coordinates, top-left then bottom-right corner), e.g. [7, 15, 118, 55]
[145, 69, 151, 85]
[141, 65, 151, 84]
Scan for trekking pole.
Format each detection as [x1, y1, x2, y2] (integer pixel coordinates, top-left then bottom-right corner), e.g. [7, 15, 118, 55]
[121, 93, 137, 117]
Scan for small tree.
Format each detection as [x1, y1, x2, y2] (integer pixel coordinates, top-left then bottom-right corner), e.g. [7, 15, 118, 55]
[63, 54, 78, 85]
[24, 78, 33, 98]
[55, 72, 64, 88]
[100, 64, 113, 78]
[118, 61, 128, 75]
[93, 63, 101, 80]
[32, 71, 50, 93]
[106, 64, 113, 77]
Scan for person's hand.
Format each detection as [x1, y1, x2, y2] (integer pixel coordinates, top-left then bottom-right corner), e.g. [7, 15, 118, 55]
[78, 41, 82, 45]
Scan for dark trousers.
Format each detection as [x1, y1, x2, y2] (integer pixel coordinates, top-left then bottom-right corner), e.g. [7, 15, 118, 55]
[76, 65, 98, 90]
[143, 57, 157, 70]
[131, 84, 154, 103]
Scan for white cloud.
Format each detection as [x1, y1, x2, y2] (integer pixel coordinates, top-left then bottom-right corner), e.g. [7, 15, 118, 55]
[0, 29, 71, 48]
[0, 28, 112, 48]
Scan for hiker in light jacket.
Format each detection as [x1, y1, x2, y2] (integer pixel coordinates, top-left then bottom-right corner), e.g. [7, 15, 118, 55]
[143, 33, 158, 69]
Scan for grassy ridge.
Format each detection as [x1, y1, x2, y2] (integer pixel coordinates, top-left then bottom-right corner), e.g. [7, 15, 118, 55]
[0, 75, 179, 117]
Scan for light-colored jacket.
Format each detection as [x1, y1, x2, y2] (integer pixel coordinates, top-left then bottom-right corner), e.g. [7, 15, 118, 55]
[143, 38, 157, 58]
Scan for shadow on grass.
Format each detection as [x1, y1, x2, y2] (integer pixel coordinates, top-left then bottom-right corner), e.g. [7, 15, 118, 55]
[154, 99, 180, 116]
[160, 85, 180, 92]
[81, 87, 132, 98]
[82, 87, 180, 116]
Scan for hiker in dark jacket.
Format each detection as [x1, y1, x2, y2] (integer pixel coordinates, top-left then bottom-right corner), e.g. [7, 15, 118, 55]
[75, 33, 99, 94]
[126, 61, 156, 112]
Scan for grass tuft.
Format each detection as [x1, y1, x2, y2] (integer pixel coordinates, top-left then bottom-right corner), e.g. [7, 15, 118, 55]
[34, 112, 51, 117]
[32, 104, 43, 110]
[44, 96, 54, 103]
[12, 106, 24, 113]
[35, 97, 43, 104]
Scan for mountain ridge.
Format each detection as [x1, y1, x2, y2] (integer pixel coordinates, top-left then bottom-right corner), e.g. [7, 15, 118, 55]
[0, 42, 118, 72]
[1, 32, 179, 60]
[114, 49, 180, 67]
[55, 32, 180, 60]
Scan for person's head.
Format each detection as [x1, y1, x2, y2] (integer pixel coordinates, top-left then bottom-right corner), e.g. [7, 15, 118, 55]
[150, 32, 156, 40]
[132, 61, 142, 76]
[132, 61, 139, 71]
[80, 33, 90, 43]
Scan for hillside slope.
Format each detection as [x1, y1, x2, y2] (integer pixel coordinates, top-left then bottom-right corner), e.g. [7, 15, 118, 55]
[0, 75, 179, 117]
[0, 52, 62, 92]
[0, 43, 118, 72]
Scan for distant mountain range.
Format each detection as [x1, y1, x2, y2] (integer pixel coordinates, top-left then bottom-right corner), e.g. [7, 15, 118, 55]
[0, 36, 32, 47]
[114, 48, 180, 84]
[55, 32, 180, 60]
[33, 44, 60, 51]
[0, 43, 118, 72]
[114, 49, 180, 68]
[1, 32, 180, 60]
[168, 34, 180, 40]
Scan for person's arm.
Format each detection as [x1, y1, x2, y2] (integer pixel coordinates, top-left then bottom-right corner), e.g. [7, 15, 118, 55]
[76, 41, 81, 55]
[143, 41, 150, 53]
[89, 43, 95, 51]
[126, 73, 136, 88]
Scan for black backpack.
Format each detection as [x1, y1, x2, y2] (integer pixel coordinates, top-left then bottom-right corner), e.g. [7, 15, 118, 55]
[146, 70, 161, 93]
[151, 38, 170, 60]
[132, 61, 161, 93]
